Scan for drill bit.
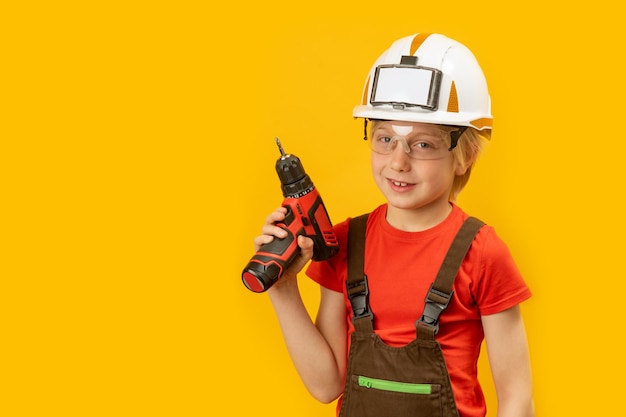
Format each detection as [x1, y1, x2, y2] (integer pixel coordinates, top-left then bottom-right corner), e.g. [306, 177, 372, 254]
[275, 137, 286, 157]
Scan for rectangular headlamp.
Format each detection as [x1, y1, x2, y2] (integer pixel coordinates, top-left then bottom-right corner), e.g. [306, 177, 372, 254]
[370, 64, 443, 111]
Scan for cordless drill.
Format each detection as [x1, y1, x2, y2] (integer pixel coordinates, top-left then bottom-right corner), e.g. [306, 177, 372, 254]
[242, 138, 339, 293]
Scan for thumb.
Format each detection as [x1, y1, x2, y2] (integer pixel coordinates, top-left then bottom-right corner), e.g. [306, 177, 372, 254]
[298, 235, 314, 259]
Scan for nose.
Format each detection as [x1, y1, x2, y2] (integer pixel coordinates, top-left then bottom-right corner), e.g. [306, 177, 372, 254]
[389, 139, 412, 171]
[389, 136, 411, 154]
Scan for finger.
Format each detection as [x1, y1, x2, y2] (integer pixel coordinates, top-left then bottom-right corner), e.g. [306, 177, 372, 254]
[265, 207, 287, 225]
[261, 224, 288, 238]
[253, 234, 275, 249]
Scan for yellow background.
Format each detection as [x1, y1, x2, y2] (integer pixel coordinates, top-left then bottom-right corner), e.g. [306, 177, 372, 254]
[2, 1, 624, 416]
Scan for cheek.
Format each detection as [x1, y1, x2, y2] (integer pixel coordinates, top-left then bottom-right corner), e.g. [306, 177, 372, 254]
[370, 155, 387, 185]
[428, 159, 458, 184]
[370, 153, 383, 172]
[441, 156, 461, 176]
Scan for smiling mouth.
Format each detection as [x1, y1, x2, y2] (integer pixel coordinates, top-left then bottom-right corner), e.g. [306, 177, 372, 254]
[390, 180, 412, 187]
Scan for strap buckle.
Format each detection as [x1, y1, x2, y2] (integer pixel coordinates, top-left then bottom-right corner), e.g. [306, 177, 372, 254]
[347, 275, 372, 320]
[416, 284, 453, 335]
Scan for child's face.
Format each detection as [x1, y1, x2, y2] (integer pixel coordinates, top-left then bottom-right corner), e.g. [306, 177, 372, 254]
[370, 121, 465, 215]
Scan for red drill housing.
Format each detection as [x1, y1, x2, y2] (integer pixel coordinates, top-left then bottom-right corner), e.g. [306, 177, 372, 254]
[242, 139, 339, 293]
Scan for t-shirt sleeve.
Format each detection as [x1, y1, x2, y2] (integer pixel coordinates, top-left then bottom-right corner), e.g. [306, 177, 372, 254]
[305, 218, 350, 293]
[474, 227, 532, 316]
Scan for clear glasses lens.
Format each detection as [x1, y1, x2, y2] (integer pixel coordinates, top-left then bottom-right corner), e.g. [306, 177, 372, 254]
[368, 133, 451, 160]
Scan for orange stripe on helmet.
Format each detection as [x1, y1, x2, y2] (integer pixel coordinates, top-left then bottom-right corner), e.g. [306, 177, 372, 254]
[410, 33, 432, 55]
[470, 118, 493, 130]
[447, 81, 459, 113]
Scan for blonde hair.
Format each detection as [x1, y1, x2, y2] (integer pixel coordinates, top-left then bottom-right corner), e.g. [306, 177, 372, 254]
[449, 127, 490, 201]
[367, 120, 490, 201]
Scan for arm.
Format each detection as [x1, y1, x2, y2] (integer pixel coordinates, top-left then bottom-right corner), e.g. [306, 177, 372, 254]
[482, 305, 535, 417]
[255, 208, 347, 403]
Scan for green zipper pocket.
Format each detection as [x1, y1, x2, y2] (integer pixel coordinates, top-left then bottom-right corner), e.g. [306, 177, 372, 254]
[357, 376, 432, 395]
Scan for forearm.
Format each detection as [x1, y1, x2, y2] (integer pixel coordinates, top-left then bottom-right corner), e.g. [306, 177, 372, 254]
[268, 276, 344, 403]
[483, 306, 534, 417]
[496, 396, 534, 417]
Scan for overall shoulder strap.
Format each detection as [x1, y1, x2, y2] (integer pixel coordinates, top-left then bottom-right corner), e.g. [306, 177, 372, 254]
[417, 216, 485, 339]
[346, 213, 373, 333]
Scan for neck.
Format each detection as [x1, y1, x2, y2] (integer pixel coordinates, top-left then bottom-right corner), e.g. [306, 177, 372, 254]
[385, 201, 453, 232]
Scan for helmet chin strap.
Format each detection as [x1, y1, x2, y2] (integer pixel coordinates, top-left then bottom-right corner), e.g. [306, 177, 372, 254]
[363, 119, 369, 141]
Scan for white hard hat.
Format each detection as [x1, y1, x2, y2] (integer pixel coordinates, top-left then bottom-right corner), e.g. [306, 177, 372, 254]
[353, 33, 492, 131]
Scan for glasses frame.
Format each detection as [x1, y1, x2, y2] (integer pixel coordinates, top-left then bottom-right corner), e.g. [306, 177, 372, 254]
[365, 121, 468, 160]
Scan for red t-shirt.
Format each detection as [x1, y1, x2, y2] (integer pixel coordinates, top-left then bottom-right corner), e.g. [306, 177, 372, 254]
[306, 203, 532, 417]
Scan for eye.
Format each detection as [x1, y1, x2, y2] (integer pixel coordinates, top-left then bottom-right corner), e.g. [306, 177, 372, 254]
[410, 140, 436, 150]
[413, 141, 432, 149]
[409, 136, 443, 151]
[373, 135, 392, 144]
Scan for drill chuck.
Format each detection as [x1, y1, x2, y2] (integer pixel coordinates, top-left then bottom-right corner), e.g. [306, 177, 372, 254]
[276, 154, 314, 197]
[275, 138, 314, 197]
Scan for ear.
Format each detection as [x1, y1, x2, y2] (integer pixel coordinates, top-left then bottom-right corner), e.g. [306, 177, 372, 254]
[455, 163, 468, 176]
[454, 154, 476, 176]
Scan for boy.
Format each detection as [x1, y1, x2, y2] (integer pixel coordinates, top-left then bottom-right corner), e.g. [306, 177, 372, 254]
[252, 33, 534, 417]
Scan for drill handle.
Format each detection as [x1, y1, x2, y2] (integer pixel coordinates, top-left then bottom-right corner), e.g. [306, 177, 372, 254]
[300, 193, 340, 261]
[241, 207, 303, 293]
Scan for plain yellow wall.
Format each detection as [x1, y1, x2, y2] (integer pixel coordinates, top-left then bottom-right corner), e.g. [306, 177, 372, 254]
[3, 1, 625, 416]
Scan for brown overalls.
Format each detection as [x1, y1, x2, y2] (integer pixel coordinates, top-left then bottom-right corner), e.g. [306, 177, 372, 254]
[338, 214, 484, 417]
